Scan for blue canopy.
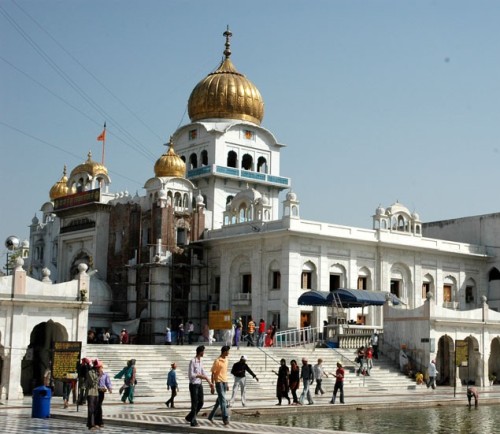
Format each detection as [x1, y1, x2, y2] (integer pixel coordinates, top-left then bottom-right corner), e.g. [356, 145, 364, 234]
[297, 290, 330, 306]
[298, 288, 400, 308]
[327, 288, 401, 308]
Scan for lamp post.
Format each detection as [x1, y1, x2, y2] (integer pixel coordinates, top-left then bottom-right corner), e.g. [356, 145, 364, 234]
[4, 235, 20, 275]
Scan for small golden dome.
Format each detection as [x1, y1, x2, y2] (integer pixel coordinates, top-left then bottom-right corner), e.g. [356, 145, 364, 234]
[49, 166, 73, 200]
[70, 151, 108, 178]
[188, 27, 264, 125]
[154, 138, 186, 178]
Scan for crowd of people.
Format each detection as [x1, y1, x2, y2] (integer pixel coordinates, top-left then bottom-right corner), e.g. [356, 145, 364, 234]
[64, 325, 479, 430]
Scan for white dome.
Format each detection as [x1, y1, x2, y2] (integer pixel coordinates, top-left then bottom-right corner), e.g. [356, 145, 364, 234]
[286, 191, 297, 201]
[376, 205, 385, 216]
[386, 201, 411, 216]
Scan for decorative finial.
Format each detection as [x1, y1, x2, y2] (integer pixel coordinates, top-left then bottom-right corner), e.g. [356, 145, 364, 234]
[223, 25, 232, 59]
[87, 151, 92, 160]
[63, 165, 67, 176]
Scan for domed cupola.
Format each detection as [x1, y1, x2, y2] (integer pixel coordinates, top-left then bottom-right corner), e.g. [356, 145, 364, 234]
[154, 137, 186, 178]
[49, 166, 73, 200]
[70, 151, 108, 179]
[187, 27, 264, 125]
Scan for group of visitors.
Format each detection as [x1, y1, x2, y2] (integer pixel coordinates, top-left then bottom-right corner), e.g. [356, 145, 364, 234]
[164, 320, 196, 346]
[355, 345, 374, 376]
[272, 357, 345, 406]
[238, 317, 278, 347]
[75, 358, 113, 431]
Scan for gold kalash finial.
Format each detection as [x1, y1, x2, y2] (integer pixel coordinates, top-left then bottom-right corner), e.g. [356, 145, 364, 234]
[223, 25, 232, 59]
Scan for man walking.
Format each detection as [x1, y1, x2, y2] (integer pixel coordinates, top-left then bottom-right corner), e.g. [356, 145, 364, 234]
[427, 359, 438, 389]
[299, 357, 315, 405]
[208, 345, 231, 425]
[313, 358, 328, 395]
[185, 345, 214, 428]
[228, 355, 259, 407]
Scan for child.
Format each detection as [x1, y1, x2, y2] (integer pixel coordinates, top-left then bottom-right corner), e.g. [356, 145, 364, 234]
[165, 363, 178, 408]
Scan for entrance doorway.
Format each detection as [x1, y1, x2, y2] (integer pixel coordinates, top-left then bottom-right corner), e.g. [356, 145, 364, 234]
[21, 320, 68, 394]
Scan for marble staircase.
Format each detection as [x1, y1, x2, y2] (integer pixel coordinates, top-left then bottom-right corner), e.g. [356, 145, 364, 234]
[85, 343, 417, 400]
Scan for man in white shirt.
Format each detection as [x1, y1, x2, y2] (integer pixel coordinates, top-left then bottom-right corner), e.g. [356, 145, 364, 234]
[185, 345, 214, 427]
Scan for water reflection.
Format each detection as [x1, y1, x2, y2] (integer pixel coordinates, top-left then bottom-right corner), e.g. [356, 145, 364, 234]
[236, 405, 498, 434]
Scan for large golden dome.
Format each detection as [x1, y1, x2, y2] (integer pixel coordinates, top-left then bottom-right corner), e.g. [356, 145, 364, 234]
[154, 138, 186, 178]
[49, 166, 74, 200]
[70, 151, 108, 178]
[188, 27, 264, 125]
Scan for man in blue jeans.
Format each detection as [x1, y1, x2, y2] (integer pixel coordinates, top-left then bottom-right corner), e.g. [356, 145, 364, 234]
[299, 357, 315, 405]
[185, 346, 214, 427]
[208, 345, 231, 425]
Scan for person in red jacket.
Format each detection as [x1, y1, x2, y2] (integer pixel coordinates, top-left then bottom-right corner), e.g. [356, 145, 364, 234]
[257, 319, 266, 347]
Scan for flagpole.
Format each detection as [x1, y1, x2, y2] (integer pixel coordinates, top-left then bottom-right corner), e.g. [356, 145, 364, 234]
[101, 122, 106, 165]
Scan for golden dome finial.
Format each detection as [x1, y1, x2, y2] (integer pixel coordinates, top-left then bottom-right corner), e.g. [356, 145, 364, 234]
[49, 165, 73, 200]
[154, 137, 186, 178]
[70, 151, 108, 178]
[223, 25, 232, 59]
[187, 28, 264, 125]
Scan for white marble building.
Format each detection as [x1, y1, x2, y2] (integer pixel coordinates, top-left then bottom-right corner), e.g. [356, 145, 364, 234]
[15, 27, 500, 389]
[0, 260, 89, 401]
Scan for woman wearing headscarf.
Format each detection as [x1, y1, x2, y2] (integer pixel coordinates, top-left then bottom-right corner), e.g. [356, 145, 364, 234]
[273, 358, 291, 405]
[289, 359, 300, 404]
[114, 359, 136, 403]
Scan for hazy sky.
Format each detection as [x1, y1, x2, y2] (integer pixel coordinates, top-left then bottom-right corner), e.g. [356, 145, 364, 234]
[1, 0, 499, 255]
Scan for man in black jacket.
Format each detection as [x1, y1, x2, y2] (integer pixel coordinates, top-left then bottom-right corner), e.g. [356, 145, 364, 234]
[228, 355, 259, 407]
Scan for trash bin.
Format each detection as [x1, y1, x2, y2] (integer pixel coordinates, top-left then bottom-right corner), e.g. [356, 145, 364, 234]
[32, 385, 51, 418]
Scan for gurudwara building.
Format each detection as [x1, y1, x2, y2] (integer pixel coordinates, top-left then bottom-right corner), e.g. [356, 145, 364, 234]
[2, 28, 499, 400]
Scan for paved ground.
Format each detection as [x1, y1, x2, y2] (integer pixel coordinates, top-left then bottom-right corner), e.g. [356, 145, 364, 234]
[1, 386, 499, 434]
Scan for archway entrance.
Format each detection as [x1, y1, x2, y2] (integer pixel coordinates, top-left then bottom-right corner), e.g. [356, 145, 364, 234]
[458, 336, 480, 385]
[436, 335, 454, 386]
[21, 320, 68, 394]
[489, 337, 500, 385]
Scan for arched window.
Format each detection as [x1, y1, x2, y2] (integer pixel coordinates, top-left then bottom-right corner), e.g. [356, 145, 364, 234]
[269, 260, 281, 290]
[201, 150, 208, 166]
[301, 261, 316, 290]
[257, 157, 268, 173]
[226, 195, 234, 205]
[241, 154, 253, 170]
[174, 192, 182, 207]
[489, 268, 500, 281]
[189, 153, 198, 169]
[227, 151, 237, 168]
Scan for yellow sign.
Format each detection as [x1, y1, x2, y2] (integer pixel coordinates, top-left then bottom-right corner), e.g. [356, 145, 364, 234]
[455, 340, 468, 367]
[52, 341, 81, 381]
[209, 310, 232, 329]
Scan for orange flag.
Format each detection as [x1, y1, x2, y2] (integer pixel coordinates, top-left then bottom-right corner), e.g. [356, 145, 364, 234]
[97, 129, 106, 141]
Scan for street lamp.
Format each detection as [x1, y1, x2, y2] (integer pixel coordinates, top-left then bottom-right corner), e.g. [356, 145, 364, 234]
[4, 235, 20, 275]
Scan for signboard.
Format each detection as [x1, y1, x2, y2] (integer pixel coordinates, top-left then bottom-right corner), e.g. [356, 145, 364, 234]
[54, 188, 100, 211]
[52, 341, 81, 381]
[208, 310, 232, 330]
[455, 340, 469, 367]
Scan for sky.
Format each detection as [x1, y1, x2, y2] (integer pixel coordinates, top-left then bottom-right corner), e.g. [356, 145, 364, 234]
[1, 0, 499, 253]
